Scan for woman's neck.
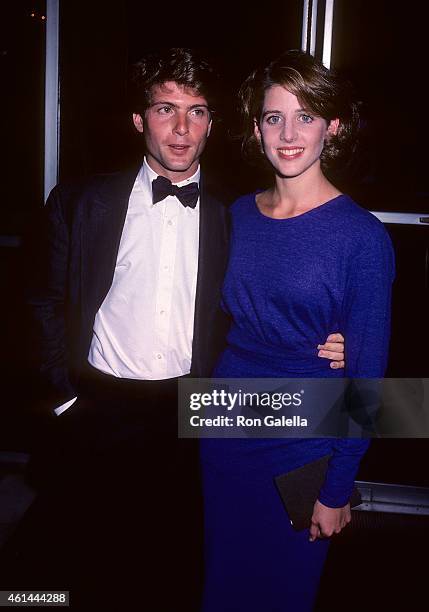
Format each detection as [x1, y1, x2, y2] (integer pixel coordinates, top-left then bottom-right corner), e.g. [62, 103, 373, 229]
[257, 164, 342, 219]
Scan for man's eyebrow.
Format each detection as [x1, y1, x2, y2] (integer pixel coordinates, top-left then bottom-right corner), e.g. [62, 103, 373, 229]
[149, 100, 177, 108]
[150, 101, 209, 110]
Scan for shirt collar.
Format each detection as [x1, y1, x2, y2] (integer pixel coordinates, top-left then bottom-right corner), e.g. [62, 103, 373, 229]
[138, 157, 200, 195]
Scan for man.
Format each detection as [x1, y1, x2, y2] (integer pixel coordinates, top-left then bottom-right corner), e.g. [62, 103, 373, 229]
[22, 48, 344, 609]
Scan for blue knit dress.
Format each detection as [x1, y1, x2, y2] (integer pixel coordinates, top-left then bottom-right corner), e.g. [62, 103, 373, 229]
[200, 193, 395, 612]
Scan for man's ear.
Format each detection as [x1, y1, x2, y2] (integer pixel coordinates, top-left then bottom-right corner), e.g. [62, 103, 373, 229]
[327, 118, 340, 137]
[133, 113, 144, 133]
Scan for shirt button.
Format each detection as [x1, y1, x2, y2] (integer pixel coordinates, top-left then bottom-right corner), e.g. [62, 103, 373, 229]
[163, 265, 169, 271]
[156, 354, 163, 360]
[160, 310, 166, 315]
[167, 220, 173, 226]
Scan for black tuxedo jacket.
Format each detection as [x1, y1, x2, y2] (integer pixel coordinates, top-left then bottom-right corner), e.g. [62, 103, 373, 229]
[29, 166, 231, 408]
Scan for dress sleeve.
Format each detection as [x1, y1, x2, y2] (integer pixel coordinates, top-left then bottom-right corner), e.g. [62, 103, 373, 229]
[318, 438, 370, 507]
[318, 224, 395, 508]
[341, 226, 395, 377]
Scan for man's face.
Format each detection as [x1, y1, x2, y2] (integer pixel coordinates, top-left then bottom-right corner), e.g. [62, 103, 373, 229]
[133, 81, 212, 182]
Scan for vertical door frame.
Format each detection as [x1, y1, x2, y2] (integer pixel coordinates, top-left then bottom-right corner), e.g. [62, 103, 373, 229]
[44, 0, 60, 202]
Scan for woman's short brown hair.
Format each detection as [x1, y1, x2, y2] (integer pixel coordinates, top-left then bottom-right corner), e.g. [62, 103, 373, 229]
[239, 49, 360, 172]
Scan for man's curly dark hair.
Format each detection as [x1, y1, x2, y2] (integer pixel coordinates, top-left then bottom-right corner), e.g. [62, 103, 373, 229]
[129, 48, 220, 118]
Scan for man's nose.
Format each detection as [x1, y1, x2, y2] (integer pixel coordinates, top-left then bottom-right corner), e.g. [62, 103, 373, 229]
[173, 113, 190, 135]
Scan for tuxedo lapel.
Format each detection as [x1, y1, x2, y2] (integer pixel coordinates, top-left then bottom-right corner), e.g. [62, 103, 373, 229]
[80, 167, 140, 320]
[191, 174, 230, 376]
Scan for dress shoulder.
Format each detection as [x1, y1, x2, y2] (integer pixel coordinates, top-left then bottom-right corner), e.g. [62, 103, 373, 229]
[336, 195, 395, 281]
[329, 194, 393, 250]
[230, 192, 257, 214]
[335, 194, 388, 234]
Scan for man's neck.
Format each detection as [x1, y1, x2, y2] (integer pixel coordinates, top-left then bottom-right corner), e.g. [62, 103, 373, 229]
[145, 157, 199, 183]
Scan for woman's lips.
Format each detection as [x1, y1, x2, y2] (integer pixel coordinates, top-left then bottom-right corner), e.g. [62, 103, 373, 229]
[277, 147, 304, 160]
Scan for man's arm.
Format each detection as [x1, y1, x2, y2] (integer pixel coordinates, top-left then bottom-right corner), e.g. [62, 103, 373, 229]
[27, 185, 77, 411]
[317, 332, 345, 369]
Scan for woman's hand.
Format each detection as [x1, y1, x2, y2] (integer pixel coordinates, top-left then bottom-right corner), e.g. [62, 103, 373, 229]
[317, 332, 345, 369]
[309, 499, 351, 542]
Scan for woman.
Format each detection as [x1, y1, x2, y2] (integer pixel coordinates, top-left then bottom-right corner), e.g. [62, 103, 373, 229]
[200, 50, 395, 611]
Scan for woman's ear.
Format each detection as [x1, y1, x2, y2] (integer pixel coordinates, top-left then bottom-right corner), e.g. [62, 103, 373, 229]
[327, 118, 340, 137]
[253, 118, 261, 141]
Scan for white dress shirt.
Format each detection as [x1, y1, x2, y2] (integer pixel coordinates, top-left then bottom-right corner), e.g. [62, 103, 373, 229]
[88, 158, 200, 379]
[55, 159, 200, 416]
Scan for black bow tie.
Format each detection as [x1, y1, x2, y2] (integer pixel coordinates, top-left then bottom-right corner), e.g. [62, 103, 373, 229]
[152, 175, 200, 209]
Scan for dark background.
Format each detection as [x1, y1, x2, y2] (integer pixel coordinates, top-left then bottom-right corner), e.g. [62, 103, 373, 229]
[1, 0, 429, 484]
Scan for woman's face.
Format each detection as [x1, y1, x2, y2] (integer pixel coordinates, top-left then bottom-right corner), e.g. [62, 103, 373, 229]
[254, 85, 338, 179]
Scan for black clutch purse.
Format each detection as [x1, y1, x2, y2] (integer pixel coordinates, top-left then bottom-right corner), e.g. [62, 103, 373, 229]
[274, 454, 362, 531]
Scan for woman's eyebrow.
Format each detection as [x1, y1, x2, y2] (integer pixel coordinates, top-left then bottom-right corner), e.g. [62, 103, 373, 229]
[261, 109, 283, 116]
[262, 108, 310, 116]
